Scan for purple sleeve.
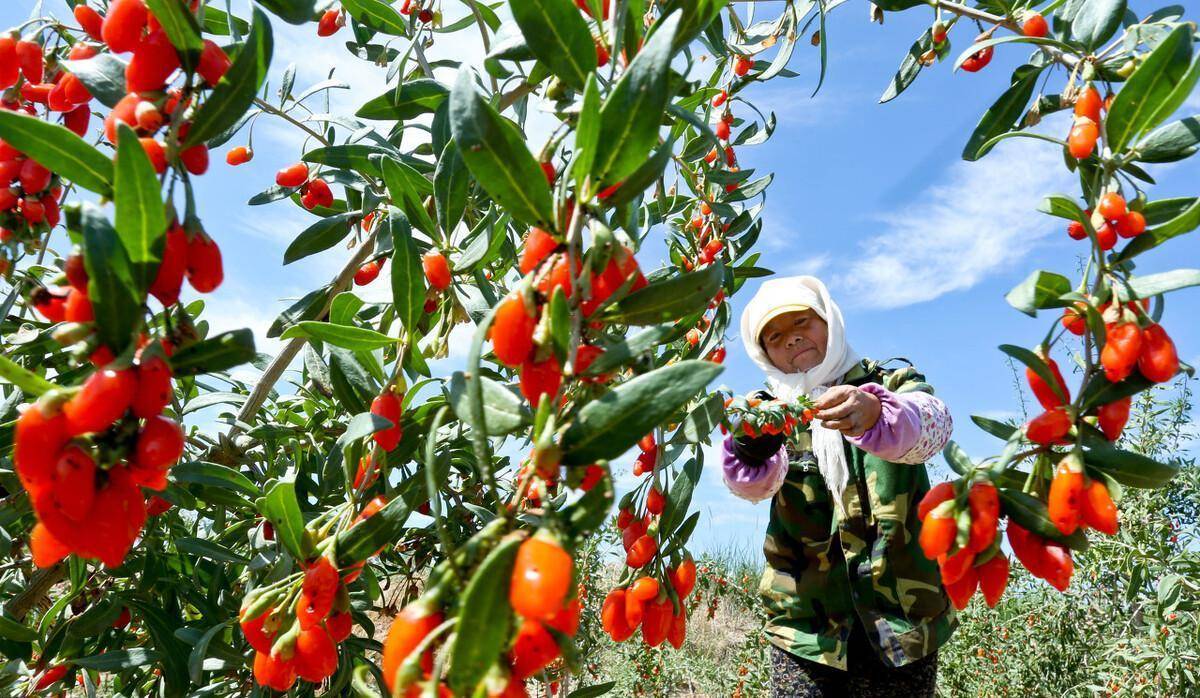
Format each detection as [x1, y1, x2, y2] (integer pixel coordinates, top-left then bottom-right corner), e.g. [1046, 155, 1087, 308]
[721, 434, 788, 503]
[846, 383, 953, 464]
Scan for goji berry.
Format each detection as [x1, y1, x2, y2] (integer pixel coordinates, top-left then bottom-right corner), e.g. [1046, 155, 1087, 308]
[354, 260, 381, 286]
[33, 664, 69, 691]
[960, 40, 993, 72]
[601, 588, 634, 641]
[301, 178, 333, 210]
[1026, 354, 1070, 410]
[1138, 323, 1178, 383]
[185, 234, 223, 292]
[625, 534, 657, 568]
[519, 355, 562, 406]
[667, 606, 686, 649]
[102, 0, 149, 54]
[938, 546, 975, 585]
[1096, 396, 1131, 441]
[381, 602, 442, 692]
[240, 608, 276, 653]
[510, 618, 561, 679]
[641, 597, 673, 647]
[63, 368, 137, 436]
[326, 610, 353, 643]
[135, 415, 184, 470]
[1022, 12, 1048, 37]
[294, 625, 338, 683]
[371, 391, 403, 451]
[646, 486, 665, 515]
[966, 481, 998, 552]
[226, 145, 253, 166]
[1101, 321, 1142, 383]
[976, 553, 1009, 608]
[670, 557, 696, 599]
[276, 162, 309, 188]
[1116, 211, 1146, 238]
[1074, 85, 1102, 124]
[150, 224, 188, 305]
[1097, 192, 1126, 220]
[126, 31, 179, 93]
[1026, 408, 1072, 445]
[733, 55, 752, 76]
[1068, 118, 1098, 159]
[490, 294, 537, 367]
[520, 227, 558, 275]
[510, 536, 573, 622]
[422, 251, 452, 290]
[139, 138, 167, 174]
[64, 288, 93, 322]
[1080, 478, 1118, 535]
[75, 5, 105, 41]
[253, 650, 297, 692]
[317, 8, 345, 37]
[944, 564, 978, 610]
[918, 510, 956, 560]
[917, 481, 955, 521]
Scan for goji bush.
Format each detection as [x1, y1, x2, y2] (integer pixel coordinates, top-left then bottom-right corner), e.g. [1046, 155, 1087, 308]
[0, 0, 1195, 696]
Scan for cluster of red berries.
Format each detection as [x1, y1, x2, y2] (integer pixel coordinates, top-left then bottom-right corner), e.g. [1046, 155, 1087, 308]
[276, 162, 334, 211]
[244, 496, 388, 690]
[1065, 192, 1147, 250]
[15, 342, 185, 569]
[917, 479, 1011, 608]
[382, 535, 576, 696]
[719, 393, 811, 439]
[491, 226, 641, 406]
[601, 556, 694, 648]
[1067, 84, 1112, 161]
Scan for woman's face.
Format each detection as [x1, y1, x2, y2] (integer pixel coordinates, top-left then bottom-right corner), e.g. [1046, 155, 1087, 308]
[760, 309, 828, 373]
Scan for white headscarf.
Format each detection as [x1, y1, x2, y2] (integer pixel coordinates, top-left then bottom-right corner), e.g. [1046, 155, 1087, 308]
[739, 276, 861, 505]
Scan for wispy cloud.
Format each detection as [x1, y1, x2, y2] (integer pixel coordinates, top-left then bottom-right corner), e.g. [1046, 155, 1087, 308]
[835, 125, 1074, 309]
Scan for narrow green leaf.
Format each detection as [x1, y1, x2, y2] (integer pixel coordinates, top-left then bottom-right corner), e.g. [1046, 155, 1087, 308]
[61, 54, 128, 108]
[962, 65, 1043, 161]
[304, 144, 392, 178]
[254, 0, 319, 24]
[0, 614, 37, 643]
[72, 648, 162, 670]
[386, 209, 425, 335]
[586, 324, 677, 376]
[168, 329, 256, 376]
[185, 8, 273, 146]
[1134, 116, 1200, 163]
[283, 212, 359, 264]
[998, 489, 1089, 551]
[1069, 0, 1126, 50]
[175, 537, 250, 564]
[114, 125, 166, 295]
[605, 263, 723, 326]
[1082, 434, 1179, 489]
[434, 141, 469, 235]
[336, 496, 413, 567]
[880, 28, 932, 104]
[381, 157, 437, 235]
[971, 414, 1019, 441]
[510, 0, 595, 90]
[449, 69, 554, 228]
[1113, 269, 1200, 301]
[171, 461, 258, 497]
[356, 79, 448, 120]
[79, 204, 140, 353]
[0, 354, 57, 396]
[592, 12, 681, 184]
[1005, 270, 1073, 317]
[1106, 25, 1197, 153]
[572, 73, 601, 191]
[448, 536, 520, 694]
[145, 0, 205, 54]
[448, 371, 531, 435]
[256, 478, 310, 562]
[0, 111, 112, 196]
[281, 321, 397, 351]
[562, 360, 722, 465]
[341, 0, 409, 35]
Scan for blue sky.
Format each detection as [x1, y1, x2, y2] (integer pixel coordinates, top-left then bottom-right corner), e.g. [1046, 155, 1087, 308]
[6, 2, 1198, 555]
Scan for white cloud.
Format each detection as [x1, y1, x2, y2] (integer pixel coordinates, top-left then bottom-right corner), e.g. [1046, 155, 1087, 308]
[835, 123, 1075, 309]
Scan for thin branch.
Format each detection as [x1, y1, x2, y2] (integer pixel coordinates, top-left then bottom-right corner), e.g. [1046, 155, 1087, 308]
[252, 98, 330, 146]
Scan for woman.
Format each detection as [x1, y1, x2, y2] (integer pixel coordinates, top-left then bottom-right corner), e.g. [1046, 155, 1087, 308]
[722, 276, 955, 697]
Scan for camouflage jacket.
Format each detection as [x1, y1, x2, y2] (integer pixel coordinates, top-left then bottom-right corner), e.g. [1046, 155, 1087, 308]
[759, 358, 956, 670]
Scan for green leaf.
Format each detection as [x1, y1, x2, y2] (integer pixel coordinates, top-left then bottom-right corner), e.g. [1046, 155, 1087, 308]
[586, 324, 676, 376]
[201, 6, 250, 36]
[1115, 197, 1200, 261]
[283, 212, 359, 264]
[1113, 269, 1200, 301]
[962, 65, 1043, 161]
[971, 414, 1019, 441]
[337, 412, 392, 448]
[942, 441, 974, 476]
[0, 614, 37, 643]
[595, 138, 674, 207]
[78, 204, 140, 353]
[341, 0, 409, 35]
[1134, 116, 1200, 163]
[1004, 270, 1073, 317]
[268, 285, 329, 338]
[604, 263, 723, 325]
[448, 535, 520, 694]
[510, 0, 595, 90]
[998, 489, 1089, 551]
[449, 69, 554, 229]
[188, 622, 230, 684]
[0, 111, 112, 196]
[0, 354, 57, 396]
[1106, 25, 1198, 154]
[592, 11, 680, 184]
[145, 0, 205, 54]
[171, 461, 258, 497]
[335, 496, 413, 567]
[1081, 434, 1179, 489]
[304, 144, 392, 178]
[561, 360, 722, 465]
[185, 8, 273, 146]
[1037, 194, 1087, 222]
[567, 681, 616, 698]
[1069, 0, 1126, 50]
[72, 648, 163, 670]
[168, 329, 256, 376]
[114, 125, 166, 295]
[256, 478, 311, 561]
[448, 371, 531, 435]
[434, 141, 469, 235]
[381, 157, 437, 235]
[572, 74, 601, 190]
[385, 209, 425, 335]
[659, 457, 700, 537]
[356, 79, 449, 120]
[175, 537, 250, 564]
[254, 0, 319, 24]
[61, 54, 128, 109]
[281, 321, 397, 351]
[880, 28, 932, 104]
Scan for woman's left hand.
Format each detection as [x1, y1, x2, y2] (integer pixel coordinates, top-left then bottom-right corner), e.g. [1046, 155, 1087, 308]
[813, 385, 882, 437]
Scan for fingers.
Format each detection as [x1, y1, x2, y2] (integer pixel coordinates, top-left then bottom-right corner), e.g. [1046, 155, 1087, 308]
[813, 385, 854, 411]
[815, 397, 857, 422]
